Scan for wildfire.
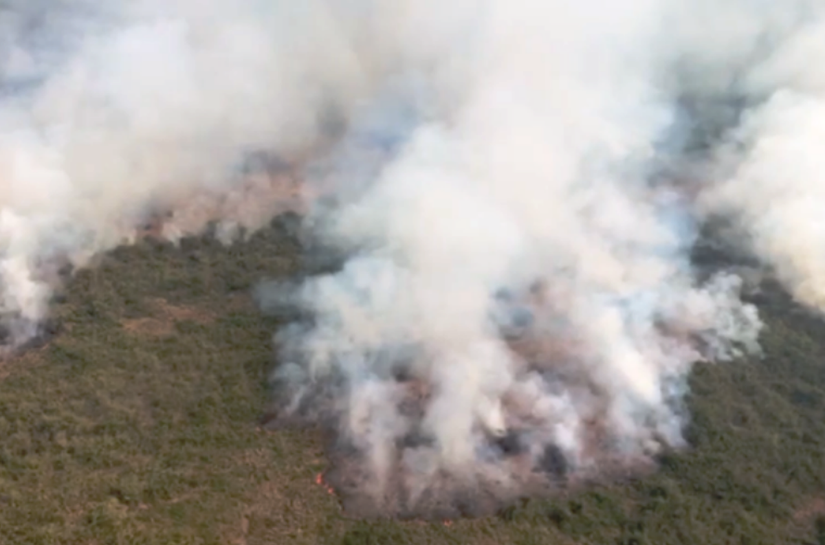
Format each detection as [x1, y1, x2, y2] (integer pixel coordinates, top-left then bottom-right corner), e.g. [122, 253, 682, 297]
[315, 473, 335, 495]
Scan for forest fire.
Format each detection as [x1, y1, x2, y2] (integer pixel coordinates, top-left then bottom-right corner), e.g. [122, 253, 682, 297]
[315, 473, 336, 496]
[134, 152, 309, 245]
[0, 0, 816, 527]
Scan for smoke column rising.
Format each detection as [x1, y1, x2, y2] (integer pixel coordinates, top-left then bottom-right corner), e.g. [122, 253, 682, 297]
[266, 0, 775, 518]
[0, 0, 376, 347]
[1, 0, 824, 519]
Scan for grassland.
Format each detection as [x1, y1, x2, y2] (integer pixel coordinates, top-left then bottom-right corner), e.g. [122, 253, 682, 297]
[0, 215, 823, 544]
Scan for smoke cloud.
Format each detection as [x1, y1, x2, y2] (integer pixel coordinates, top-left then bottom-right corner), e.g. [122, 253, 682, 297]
[1, 0, 823, 520]
[262, 0, 816, 518]
[0, 0, 376, 348]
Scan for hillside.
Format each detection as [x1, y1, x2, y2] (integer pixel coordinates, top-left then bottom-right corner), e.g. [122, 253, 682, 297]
[0, 215, 823, 545]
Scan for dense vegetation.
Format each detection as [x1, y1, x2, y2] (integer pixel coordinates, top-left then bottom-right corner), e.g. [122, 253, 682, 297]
[0, 215, 823, 544]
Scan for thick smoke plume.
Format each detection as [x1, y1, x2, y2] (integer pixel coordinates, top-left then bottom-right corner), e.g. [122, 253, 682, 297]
[0, 0, 370, 348]
[262, 0, 823, 518]
[1, 0, 823, 519]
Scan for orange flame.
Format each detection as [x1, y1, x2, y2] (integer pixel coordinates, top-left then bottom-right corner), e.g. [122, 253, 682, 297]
[315, 473, 336, 495]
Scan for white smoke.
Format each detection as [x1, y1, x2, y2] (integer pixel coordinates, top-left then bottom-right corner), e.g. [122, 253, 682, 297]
[266, 0, 771, 518]
[696, 4, 825, 311]
[0, 0, 387, 348]
[1, 0, 823, 519]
